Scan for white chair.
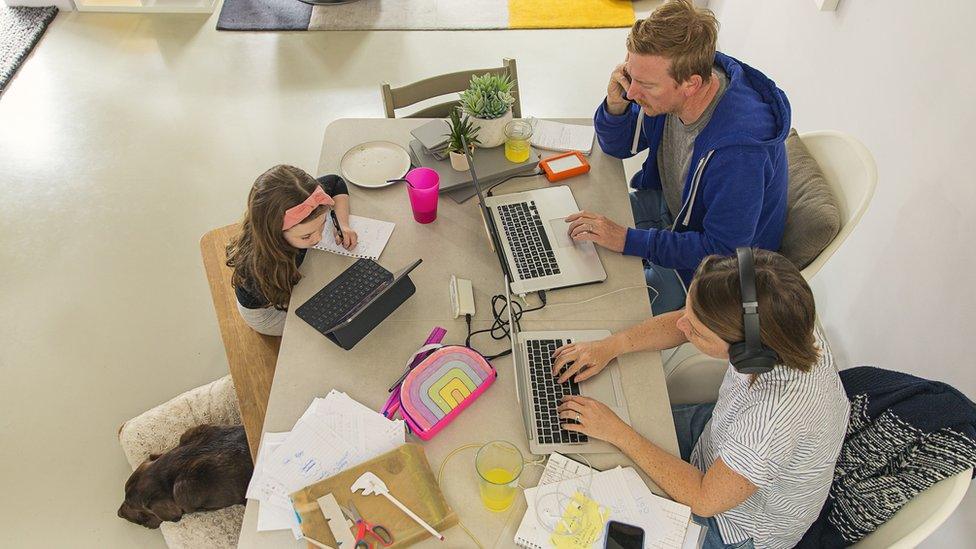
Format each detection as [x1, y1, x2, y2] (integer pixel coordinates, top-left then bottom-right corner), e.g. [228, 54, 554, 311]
[663, 130, 878, 387]
[852, 467, 972, 548]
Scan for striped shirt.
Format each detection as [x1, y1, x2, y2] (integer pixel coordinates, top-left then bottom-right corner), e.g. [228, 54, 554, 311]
[690, 330, 850, 549]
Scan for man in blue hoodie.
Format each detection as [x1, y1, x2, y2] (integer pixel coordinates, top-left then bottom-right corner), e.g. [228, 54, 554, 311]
[567, 0, 791, 315]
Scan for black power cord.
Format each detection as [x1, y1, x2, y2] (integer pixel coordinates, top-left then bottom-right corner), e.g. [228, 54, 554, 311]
[485, 168, 545, 197]
[465, 290, 547, 360]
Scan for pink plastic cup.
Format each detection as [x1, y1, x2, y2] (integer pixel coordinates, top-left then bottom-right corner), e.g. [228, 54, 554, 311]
[405, 167, 440, 224]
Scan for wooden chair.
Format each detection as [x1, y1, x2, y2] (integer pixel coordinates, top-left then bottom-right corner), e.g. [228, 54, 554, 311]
[380, 58, 521, 119]
[200, 223, 279, 461]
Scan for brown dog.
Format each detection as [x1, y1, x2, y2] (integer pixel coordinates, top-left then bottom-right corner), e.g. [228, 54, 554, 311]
[118, 424, 253, 528]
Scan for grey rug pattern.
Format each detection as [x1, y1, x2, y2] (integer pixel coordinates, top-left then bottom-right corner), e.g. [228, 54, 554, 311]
[0, 5, 58, 93]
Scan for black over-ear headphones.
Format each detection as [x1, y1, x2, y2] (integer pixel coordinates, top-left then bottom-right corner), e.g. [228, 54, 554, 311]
[728, 247, 780, 374]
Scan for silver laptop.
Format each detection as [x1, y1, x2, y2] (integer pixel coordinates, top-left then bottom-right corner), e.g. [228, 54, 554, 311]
[505, 276, 631, 454]
[461, 136, 606, 296]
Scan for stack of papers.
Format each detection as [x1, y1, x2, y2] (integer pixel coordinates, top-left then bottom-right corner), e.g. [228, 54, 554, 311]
[529, 120, 596, 155]
[516, 454, 696, 549]
[246, 390, 405, 538]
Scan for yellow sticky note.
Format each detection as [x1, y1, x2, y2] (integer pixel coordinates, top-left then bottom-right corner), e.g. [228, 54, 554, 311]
[550, 491, 610, 549]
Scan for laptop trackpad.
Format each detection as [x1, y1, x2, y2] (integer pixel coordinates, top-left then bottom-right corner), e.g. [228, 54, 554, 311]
[580, 368, 617, 404]
[549, 218, 575, 248]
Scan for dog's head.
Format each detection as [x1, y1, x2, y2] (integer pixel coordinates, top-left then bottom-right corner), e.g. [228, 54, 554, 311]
[118, 455, 183, 528]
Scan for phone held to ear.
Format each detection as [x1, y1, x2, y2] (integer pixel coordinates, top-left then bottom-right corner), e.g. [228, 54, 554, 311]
[604, 520, 645, 549]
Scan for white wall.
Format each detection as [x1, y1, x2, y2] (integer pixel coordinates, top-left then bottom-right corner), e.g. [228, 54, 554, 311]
[707, 0, 976, 545]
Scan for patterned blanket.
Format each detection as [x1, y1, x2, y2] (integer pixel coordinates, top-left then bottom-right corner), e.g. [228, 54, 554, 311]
[797, 366, 976, 547]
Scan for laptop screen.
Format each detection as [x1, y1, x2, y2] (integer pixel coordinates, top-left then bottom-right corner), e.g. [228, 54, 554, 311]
[460, 134, 513, 283]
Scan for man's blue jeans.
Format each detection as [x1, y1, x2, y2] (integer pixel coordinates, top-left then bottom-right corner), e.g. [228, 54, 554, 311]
[672, 403, 755, 549]
[628, 177, 687, 315]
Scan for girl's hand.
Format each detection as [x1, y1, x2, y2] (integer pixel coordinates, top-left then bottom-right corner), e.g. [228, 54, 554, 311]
[557, 395, 631, 446]
[335, 226, 358, 250]
[551, 338, 617, 383]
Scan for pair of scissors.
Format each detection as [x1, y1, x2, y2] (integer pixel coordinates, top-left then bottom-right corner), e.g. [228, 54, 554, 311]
[340, 501, 393, 549]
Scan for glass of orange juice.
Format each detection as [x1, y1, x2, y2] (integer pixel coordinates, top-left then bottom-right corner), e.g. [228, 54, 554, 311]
[504, 120, 534, 163]
[476, 440, 523, 512]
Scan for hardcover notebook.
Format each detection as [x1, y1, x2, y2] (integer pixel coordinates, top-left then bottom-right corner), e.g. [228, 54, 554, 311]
[407, 139, 538, 197]
[313, 214, 395, 260]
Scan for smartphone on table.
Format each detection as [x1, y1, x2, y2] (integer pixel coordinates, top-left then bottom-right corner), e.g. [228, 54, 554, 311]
[605, 520, 645, 549]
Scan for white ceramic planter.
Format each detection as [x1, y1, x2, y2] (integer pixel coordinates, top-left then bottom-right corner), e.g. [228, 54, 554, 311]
[469, 109, 512, 148]
[449, 151, 469, 171]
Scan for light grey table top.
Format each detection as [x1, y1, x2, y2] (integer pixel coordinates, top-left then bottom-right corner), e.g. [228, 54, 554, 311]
[238, 118, 677, 549]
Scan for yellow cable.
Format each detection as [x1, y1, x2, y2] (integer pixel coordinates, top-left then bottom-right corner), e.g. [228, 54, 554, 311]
[437, 444, 485, 549]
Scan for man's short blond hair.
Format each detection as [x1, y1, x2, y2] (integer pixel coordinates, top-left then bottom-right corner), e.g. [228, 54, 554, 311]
[626, 0, 719, 84]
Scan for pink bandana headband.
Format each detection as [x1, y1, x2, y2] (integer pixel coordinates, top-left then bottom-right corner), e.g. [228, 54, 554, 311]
[282, 186, 335, 231]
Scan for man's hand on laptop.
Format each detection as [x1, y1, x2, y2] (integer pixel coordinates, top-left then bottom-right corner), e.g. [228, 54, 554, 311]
[552, 339, 617, 383]
[566, 211, 627, 252]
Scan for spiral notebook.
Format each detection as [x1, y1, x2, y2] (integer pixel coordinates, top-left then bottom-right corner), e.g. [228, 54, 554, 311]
[313, 214, 395, 260]
[515, 454, 694, 549]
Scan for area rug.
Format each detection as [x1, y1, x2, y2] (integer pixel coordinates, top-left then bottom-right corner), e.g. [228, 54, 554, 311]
[217, 0, 636, 32]
[0, 5, 58, 93]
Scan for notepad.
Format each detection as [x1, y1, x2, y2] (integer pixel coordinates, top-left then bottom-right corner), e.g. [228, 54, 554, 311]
[313, 214, 395, 260]
[529, 119, 596, 155]
[515, 459, 693, 549]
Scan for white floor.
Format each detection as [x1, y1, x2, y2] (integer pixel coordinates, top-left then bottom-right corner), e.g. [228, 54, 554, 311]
[0, 4, 657, 547]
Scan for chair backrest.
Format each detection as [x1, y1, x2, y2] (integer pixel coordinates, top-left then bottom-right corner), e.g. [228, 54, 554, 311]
[381, 58, 521, 119]
[797, 130, 878, 280]
[852, 467, 972, 548]
[200, 223, 279, 461]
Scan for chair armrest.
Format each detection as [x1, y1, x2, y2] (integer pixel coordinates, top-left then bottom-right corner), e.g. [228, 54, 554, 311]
[665, 347, 727, 405]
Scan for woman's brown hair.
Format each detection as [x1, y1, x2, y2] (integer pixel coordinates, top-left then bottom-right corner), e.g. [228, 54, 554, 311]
[626, 0, 719, 85]
[689, 249, 820, 372]
[226, 165, 327, 310]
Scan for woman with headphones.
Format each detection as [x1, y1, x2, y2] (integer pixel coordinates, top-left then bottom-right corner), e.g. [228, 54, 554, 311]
[552, 249, 850, 549]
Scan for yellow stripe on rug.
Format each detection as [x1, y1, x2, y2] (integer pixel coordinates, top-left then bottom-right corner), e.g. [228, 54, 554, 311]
[508, 0, 636, 29]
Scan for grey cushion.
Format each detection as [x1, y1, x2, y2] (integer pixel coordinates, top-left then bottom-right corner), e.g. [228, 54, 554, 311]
[781, 129, 842, 270]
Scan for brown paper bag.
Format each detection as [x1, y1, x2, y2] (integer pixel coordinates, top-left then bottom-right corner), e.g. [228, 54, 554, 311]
[291, 443, 457, 548]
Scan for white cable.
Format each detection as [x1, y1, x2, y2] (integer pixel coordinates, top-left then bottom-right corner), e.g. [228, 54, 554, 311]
[545, 285, 660, 308]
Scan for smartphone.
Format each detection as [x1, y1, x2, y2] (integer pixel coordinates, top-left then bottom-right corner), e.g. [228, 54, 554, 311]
[605, 520, 644, 549]
[620, 66, 633, 101]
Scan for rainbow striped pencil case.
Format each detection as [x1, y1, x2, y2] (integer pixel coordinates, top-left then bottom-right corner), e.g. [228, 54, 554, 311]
[382, 345, 496, 440]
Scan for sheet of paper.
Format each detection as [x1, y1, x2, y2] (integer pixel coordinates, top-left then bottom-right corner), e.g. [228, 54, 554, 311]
[313, 214, 395, 260]
[529, 119, 595, 155]
[246, 432, 290, 502]
[263, 419, 361, 494]
[681, 522, 703, 549]
[620, 467, 692, 549]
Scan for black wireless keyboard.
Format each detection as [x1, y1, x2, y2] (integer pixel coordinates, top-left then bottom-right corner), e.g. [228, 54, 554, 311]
[296, 259, 393, 333]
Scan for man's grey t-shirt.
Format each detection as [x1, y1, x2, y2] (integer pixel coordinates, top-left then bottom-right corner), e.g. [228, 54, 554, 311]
[658, 66, 729, 219]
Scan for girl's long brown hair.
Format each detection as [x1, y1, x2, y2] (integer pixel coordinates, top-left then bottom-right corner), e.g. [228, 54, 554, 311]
[226, 165, 327, 309]
[689, 249, 820, 372]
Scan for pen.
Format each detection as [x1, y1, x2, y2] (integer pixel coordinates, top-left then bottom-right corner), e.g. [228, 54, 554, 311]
[331, 210, 344, 239]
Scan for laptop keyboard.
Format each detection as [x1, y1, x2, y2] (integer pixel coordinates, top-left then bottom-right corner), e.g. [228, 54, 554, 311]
[497, 201, 562, 281]
[296, 259, 393, 332]
[527, 338, 588, 445]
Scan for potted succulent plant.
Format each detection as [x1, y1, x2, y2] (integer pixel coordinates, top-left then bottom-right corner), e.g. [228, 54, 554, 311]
[444, 108, 481, 171]
[459, 73, 516, 148]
